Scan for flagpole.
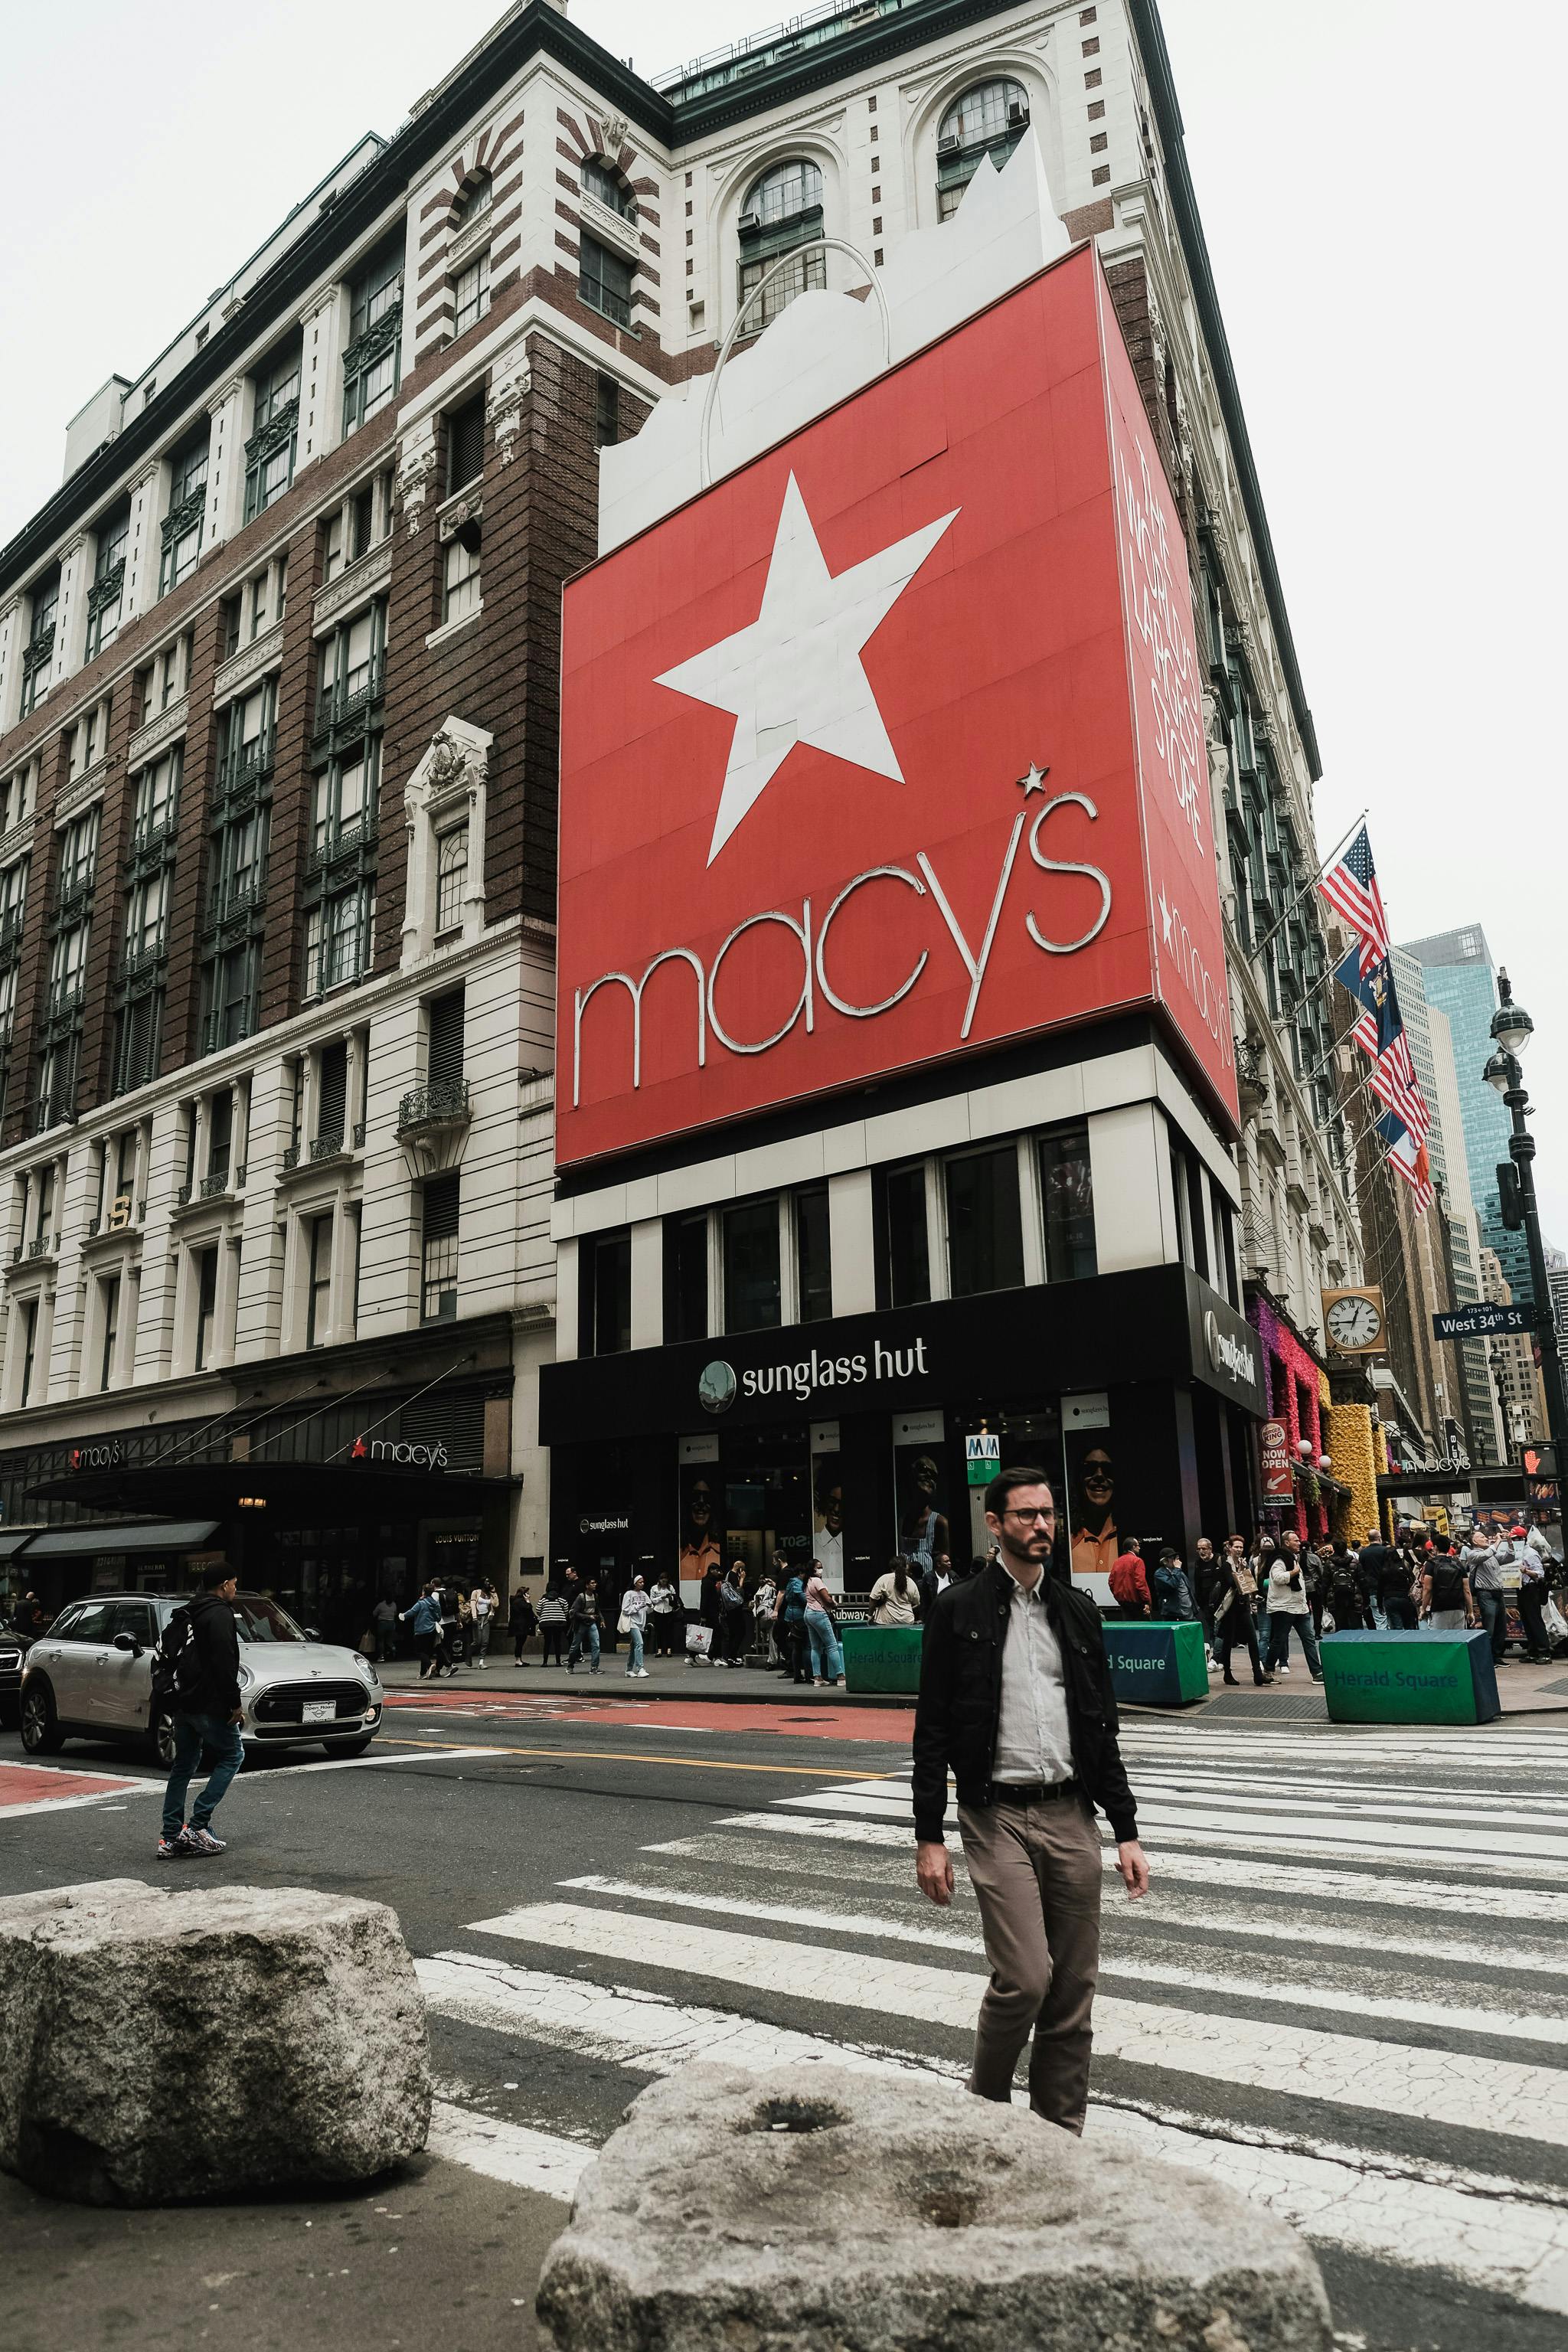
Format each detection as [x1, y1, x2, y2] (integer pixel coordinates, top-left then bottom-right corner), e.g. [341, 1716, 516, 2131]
[1247, 808, 1369, 965]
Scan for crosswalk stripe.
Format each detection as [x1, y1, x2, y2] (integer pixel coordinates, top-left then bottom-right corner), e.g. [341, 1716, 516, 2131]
[782, 1785, 1568, 1865]
[416, 1955, 1568, 2311]
[701, 1809, 1568, 1919]
[417, 1950, 949, 2082]
[426, 2099, 594, 2200]
[638, 1833, 1568, 1971]
[553, 1876, 1568, 2045]
[1089, 2104, 1568, 2319]
[459, 1902, 1568, 2149]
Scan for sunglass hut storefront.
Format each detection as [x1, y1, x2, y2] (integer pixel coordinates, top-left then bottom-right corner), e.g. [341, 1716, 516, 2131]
[541, 1258, 1266, 1606]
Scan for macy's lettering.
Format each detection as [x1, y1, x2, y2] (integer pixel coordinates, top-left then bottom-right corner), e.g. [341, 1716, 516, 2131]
[349, 1436, 449, 1469]
[573, 795, 1111, 1106]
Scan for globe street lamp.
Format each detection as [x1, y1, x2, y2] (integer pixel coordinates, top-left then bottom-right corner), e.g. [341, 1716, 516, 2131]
[1484, 969, 1568, 1472]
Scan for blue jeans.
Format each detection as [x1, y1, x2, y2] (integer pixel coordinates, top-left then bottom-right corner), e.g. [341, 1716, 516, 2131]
[805, 1609, 843, 1681]
[1267, 1612, 1321, 1675]
[568, 1622, 600, 1671]
[624, 1624, 645, 1674]
[1477, 1589, 1509, 1662]
[162, 1710, 244, 1839]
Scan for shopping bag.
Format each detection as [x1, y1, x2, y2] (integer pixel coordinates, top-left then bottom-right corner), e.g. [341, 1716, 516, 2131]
[685, 1625, 712, 1656]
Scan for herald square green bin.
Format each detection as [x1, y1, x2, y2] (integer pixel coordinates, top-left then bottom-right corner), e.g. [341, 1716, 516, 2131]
[1320, 1628, 1501, 1726]
[840, 1623, 923, 1695]
[1102, 1619, 1210, 1705]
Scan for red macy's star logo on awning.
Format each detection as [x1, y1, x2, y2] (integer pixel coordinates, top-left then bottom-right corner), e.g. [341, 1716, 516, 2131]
[350, 1437, 368, 1460]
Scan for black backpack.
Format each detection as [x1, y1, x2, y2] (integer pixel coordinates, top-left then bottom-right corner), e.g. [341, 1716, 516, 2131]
[149, 1606, 201, 1705]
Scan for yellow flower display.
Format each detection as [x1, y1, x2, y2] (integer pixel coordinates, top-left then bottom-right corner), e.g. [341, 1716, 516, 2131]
[1326, 1402, 1382, 1544]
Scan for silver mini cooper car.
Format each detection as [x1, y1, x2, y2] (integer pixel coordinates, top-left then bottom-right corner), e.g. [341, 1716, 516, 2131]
[19, 1589, 383, 1765]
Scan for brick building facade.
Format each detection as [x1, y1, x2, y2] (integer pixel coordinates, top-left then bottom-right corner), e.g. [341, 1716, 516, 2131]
[0, 0, 1357, 1619]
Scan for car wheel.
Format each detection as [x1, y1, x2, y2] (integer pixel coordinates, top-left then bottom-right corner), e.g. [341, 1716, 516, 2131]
[21, 1681, 65, 1754]
[149, 1708, 178, 1769]
[325, 1735, 375, 1757]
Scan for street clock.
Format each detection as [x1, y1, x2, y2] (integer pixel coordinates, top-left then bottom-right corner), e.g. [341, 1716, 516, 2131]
[1322, 1286, 1386, 1354]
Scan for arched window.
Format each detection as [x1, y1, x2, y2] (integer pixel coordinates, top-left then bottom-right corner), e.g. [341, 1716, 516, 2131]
[455, 170, 492, 225]
[737, 158, 825, 332]
[582, 158, 638, 222]
[936, 78, 1031, 220]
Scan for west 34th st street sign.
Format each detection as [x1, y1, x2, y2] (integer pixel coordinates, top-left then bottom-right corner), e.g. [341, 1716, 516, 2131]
[1432, 1302, 1533, 1341]
[556, 247, 1237, 1169]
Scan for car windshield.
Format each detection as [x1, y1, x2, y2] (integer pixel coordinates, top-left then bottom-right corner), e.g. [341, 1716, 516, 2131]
[230, 1592, 308, 1644]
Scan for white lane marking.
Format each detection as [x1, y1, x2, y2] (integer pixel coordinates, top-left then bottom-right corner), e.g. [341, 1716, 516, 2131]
[472, 1903, 1568, 2150]
[552, 1874, 985, 1956]
[426, 2099, 593, 2200]
[1138, 1818, 1568, 1880]
[0, 1788, 157, 1819]
[544, 1877, 1568, 2046]
[1089, 2104, 1568, 2319]
[247, 1745, 498, 1775]
[1132, 1784, 1568, 1836]
[704, 1809, 1568, 1919]
[417, 1951, 952, 2082]
[419, 1953, 1568, 2313]
[786, 1786, 1568, 1867]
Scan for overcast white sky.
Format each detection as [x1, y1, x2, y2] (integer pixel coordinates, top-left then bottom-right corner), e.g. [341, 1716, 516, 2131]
[3, 1, 1563, 1239]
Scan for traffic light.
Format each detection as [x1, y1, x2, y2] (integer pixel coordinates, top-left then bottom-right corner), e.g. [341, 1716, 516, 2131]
[1498, 1161, 1524, 1230]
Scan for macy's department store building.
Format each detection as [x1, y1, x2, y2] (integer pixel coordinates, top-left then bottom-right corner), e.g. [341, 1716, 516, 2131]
[537, 231, 1268, 1606]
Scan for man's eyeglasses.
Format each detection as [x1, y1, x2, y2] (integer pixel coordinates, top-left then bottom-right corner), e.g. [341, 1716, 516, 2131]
[1004, 1508, 1056, 1524]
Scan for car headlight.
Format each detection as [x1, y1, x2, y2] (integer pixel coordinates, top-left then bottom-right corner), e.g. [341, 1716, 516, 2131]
[354, 1656, 378, 1684]
[237, 1664, 254, 1689]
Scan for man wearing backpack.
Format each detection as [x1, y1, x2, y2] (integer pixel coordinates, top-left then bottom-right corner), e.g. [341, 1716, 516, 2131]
[157, 1562, 245, 1860]
[1419, 1533, 1476, 1632]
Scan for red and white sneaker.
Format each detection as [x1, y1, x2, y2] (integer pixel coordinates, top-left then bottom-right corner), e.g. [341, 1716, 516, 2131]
[183, 1827, 227, 1856]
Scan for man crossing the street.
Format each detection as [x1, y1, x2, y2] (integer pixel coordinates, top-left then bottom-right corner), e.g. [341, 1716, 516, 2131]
[157, 1561, 246, 1860]
[912, 1466, 1148, 2135]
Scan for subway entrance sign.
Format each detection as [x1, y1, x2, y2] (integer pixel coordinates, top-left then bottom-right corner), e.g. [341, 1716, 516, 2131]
[1102, 1620, 1210, 1705]
[1319, 1630, 1501, 1726]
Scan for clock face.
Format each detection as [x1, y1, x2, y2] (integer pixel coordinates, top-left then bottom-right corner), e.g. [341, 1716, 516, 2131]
[1328, 1294, 1382, 1350]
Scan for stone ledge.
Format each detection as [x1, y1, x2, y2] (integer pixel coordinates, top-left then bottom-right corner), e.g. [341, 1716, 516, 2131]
[537, 2061, 1331, 2352]
[0, 1878, 430, 2206]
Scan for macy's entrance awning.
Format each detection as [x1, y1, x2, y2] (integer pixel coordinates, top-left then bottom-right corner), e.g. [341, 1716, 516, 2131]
[29, 1457, 516, 1524]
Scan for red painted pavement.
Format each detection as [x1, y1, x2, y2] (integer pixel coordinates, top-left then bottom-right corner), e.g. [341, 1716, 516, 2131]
[0, 1762, 145, 1815]
[379, 1690, 909, 1744]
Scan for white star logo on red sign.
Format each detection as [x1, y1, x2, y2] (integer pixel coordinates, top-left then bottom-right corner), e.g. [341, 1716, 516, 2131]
[655, 472, 959, 865]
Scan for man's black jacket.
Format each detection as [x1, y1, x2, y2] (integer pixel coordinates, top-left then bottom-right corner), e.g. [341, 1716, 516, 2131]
[180, 1589, 242, 1717]
[912, 1559, 1138, 1846]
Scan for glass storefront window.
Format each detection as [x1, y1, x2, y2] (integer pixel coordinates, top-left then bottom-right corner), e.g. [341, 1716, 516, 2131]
[724, 1200, 781, 1332]
[666, 1212, 708, 1343]
[946, 1144, 1024, 1297]
[795, 1186, 831, 1323]
[1038, 1123, 1096, 1281]
[884, 1164, 930, 1307]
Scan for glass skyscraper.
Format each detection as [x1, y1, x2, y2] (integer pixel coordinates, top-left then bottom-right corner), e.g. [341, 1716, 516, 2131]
[1401, 924, 1533, 1308]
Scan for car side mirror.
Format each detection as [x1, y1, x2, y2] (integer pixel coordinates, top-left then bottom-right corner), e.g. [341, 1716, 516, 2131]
[112, 1632, 142, 1655]
[305, 1627, 322, 1641]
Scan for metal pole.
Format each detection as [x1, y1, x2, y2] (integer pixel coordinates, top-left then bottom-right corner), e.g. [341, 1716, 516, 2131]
[1502, 1070, 1568, 1465]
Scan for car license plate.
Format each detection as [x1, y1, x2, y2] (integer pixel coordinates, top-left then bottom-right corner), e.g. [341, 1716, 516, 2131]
[301, 1699, 336, 1723]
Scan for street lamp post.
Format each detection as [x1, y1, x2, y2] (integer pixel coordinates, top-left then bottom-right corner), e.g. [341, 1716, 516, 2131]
[1483, 969, 1568, 1472]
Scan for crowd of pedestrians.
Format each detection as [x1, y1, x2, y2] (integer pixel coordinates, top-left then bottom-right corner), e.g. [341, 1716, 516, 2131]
[1104, 1517, 1564, 1681]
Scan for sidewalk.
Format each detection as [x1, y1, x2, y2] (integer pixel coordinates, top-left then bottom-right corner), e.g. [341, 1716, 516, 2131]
[375, 1654, 917, 1707]
[0, 2144, 560, 2352]
[374, 1648, 1568, 1718]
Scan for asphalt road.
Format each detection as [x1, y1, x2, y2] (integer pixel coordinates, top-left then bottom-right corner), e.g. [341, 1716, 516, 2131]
[4, 1688, 1568, 2350]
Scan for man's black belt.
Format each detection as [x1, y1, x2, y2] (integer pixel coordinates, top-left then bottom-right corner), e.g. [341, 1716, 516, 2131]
[992, 1778, 1079, 1805]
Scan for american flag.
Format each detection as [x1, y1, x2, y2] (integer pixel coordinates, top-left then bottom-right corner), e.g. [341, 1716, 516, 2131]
[1320, 826, 1390, 975]
[1370, 1031, 1431, 1142]
[1335, 944, 1379, 1055]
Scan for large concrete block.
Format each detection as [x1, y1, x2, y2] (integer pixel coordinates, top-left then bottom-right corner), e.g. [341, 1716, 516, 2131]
[537, 2063, 1331, 2352]
[0, 1879, 430, 2206]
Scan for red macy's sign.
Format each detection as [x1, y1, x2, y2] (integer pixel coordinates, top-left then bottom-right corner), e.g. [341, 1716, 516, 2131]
[557, 246, 1236, 1168]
